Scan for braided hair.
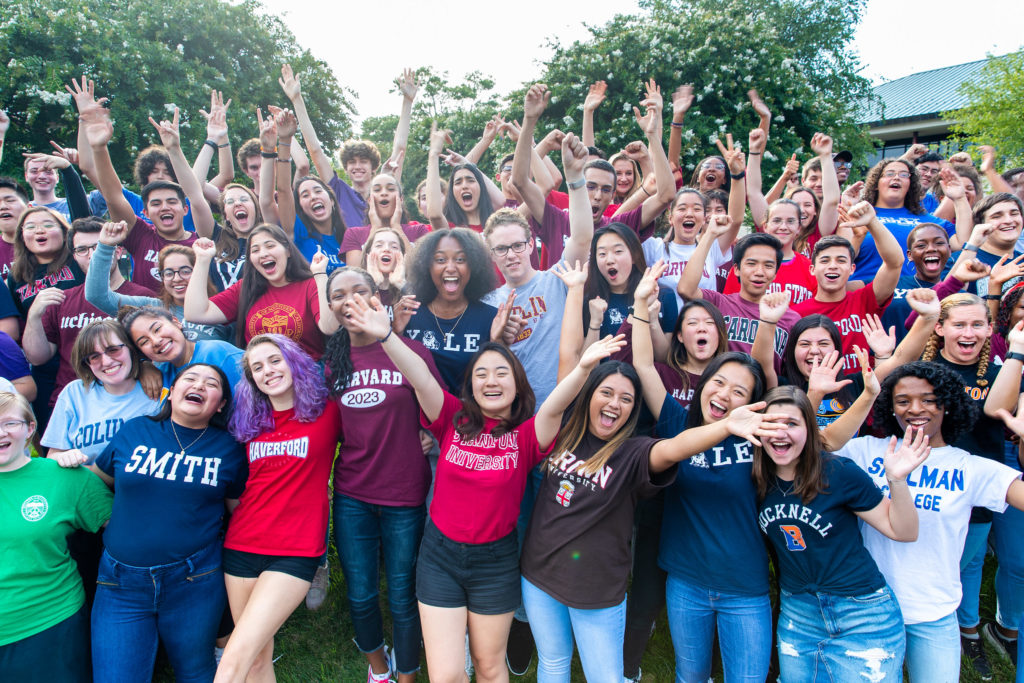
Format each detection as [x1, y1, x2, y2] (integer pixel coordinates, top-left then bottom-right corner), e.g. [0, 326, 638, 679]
[920, 293, 992, 387]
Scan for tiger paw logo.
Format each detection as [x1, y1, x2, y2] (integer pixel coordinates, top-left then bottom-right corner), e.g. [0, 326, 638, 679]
[21, 495, 48, 522]
[779, 525, 806, 551]
[556, 480, 575, 507]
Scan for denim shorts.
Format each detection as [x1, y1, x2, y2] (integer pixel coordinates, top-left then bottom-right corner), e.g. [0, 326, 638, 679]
[416, 520, 520, 614]
[222, 547, 321, 583]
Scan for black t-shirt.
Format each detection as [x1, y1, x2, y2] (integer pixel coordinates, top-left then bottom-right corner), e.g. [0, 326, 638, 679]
[520, 432, 675, 609]
[759, 454, 885, 595]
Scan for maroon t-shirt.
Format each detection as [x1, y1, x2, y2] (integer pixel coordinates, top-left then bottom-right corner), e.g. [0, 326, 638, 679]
[529, 202, 653, 264]
[657, 365, 702, 411]
[701, 289, 800, 372]
[41, 280, 155, 405]
[338, 222, 432, 258]
[0, 240, 15, 280]
[211, 278, 324, 359]
[125, 217, 198, 291]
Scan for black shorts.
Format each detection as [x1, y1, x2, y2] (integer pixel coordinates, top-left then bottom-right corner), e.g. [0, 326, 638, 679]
[416, 520, 520, 615]
[222, 548, 321, 583]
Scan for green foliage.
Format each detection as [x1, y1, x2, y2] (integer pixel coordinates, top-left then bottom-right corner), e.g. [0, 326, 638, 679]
[507, 0, 875, 180]
[946, 50, 1024, 167]
[0, 0, 354, 185]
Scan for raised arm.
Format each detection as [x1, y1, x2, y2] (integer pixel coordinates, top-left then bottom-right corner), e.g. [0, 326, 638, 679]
[631, 264, 671, 418]
[581, 80, 606, 147]
[811, 133, 840, 238]
[82, 101, 137, 226]
[819, 346, 880, 450]
[562, 132, 594, 266]
[937, 166, 974, 251]
[840, 201, 904, 305]
[855, 427, 928, 541]
[465, 115, 501, 166]
[635, 79, 675, 226]
[184, 239, 229, 324]
[510, 83, 551, 225]
[678, 214, 729, 300]
[0, 108, 6, 166]
[532, 128, 565, 195]
[552, 261, 588, 381]
[979, 145, 1015, 194]
[85, 222, 156, 314]
[310, 252, 338, 335]
[985, 320, 1024, 417]
[280, 63, 336, 183]
[874, 288, 941, 383]
[716, 134, 746, 248]
[667, 84, 694, 172]
[194, 90, 234, 198]
[753, 291, 791, 389]
[766, 153, 798, 205]
[272, 107, 298, 234]
[746, 128, 768, 228]
[388, 68, 418, 181]
[65, 76, 101, 185]
[425, 123, 450, 231]
[148, 108, 215, 237]
[22, 289, 61, 365]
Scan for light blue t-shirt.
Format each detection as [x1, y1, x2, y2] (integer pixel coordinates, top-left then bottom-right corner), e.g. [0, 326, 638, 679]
[41, 380, 160, 464]
[155, 339, 243, 394]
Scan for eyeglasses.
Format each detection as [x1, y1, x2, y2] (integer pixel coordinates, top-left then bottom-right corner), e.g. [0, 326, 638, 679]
[83, 344, 127, 366]
[882, 171, 911, 179]
[23, 221, 60, 233]
[834, 162, 852, 169]
[72, 244, 98, 256]
[491, 240, 530, 257]
[768, 217, 799, 227]
[161, 266, 193, 280]
[585, 183, 614, 195]
[500, 165, 513, 174]
[0, 419, 27, 433]
[700, 162, 727, 171]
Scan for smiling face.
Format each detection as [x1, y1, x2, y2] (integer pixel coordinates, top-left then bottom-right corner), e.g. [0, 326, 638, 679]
[700, 362, 755, 423]
[345, 156, 374, 186]
[762, 403, 808, 479]
[223, 187, 257, 235]
[793, 327, 837, 379]
[937, 303, 990, 365]
[246, 342, 294, 408]
[128, 314, 188, 365]
[298, 178, 333, 227]
[917, 161, 941, 188]
[85, 334, 133, 387]
[471, 350, 517, 420]
[595, 232, 634, 294]
[981, 200, 1024, 251]
[891, 376, 945, 445]
[367, 229, 403, 277]
[328, 270, 375, 331]
[20, 210, 65, 260]
[248, 232, 289, 285]
[587, 373, 636, 440]
[143, 188, 188, 238]
[452, 169, 481, 217]
[811, 245, 855, 294]
[613, 158, 635, 198]
[169, 365, 226, 427]
[790, 189, 817, 230]
[765, 204, 800, 252]
[160, 252, 194, 304]
[877, 161, 911, 208]
[802, 170, 823, 199]
[679, 306, 719, 363]
[370, 174, 401, 222]
[670, 192, 707, 244]
[487, 222, 534, 286]
[736, 244, 778, 300]
[430, 235, 470, 304]
[697, 158, 727, 192]
[0, 187, 27, 235]
[24, 158, 57, 196]
[0, 408, 33, 472]
[908, 225, 951, 282]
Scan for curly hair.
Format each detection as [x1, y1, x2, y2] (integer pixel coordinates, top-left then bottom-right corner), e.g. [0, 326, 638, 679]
[997, 282, 1024, 339]
[134, 145, 177, 187]
[862, 158, 925, 214]
[406, 228, 495, 305]
[444, 163, 496, 228]
[340, 140, 381, 172]
[229, 334, 328, 442]
[872, 361, 978, 444]
[920, 293, 991, 387]
[237, 139, 261, 170]
[322, 267, 376, 397]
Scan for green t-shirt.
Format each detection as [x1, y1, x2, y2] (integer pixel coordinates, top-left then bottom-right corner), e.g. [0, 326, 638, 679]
[0, 457, 112, 645]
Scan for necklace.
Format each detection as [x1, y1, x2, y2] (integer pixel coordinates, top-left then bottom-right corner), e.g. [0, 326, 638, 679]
[430, 302, 469, 338]
[776, 477, 797, 497]
[171, 420, 209, 457]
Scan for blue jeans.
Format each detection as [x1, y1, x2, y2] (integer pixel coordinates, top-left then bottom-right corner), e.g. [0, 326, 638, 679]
[521, 577, 625, 683]
[665, 573, 771, 683]
[994, 440, 1024, 633]
[777, 586, 905, 682]
[333, 494, 425, 675]
[91, 542, 225, 683]
[957, 521, 992, 628]
[904, 612, 960, 683]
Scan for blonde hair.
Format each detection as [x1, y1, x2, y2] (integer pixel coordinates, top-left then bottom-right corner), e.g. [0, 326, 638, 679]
[921, 293, 991, 386]
[0, 391, 36, 446]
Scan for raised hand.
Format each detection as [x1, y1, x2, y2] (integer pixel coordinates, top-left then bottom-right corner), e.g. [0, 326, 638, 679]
[269, 105, 297, 140]
[904, 143, 929, 161]
[838, 200, 877, 228]
[491, 290, 521, 344]
[82, 102, 114, 149]
[748, 128, 766, 155]
[310, 249, 329, 275]
[706, 213, 732, 239]
[279, 63, 301, 101]
[99, 220, 130, 246]
[841, 181, 865, 207]
[1007, 319, 1024, 350]
[938, 166, 964, 200]
[634, 78, 663, 137]
[579, 334, 627, 370]
[951, 257, 991, 284]
[49, 141, 79, 166]
[21, 152, 70, 171]
[65, 76, 108, 119]
[979, 145, 997, 174]
[348, 293, 392, 340]
[584, 80, 608, 112]
[989, 253, 1024, 288]
[758, 290, 792, 325]
[562, 132, 588, 178]
[673, 84, 694, 117]
[715, 133, 744, 175]
[442, 148, 467, 168]
[725, 401, 789, 447]
[551, 259, 588, 288]
[381, 148, 405, 178]
[500, 119, 522, 143]
[904, 287, 941, 319]
[589, 297, 608, 326]
[523, 83, 550, 121]
[948, 151, 972, 166]
[623, 140, 650, 163]
[192, 237, 217, 261]
[26, 287, 66, 320]
[861, 313, 895, 359]
[748, 89, 771, 119]
[0, 109, 8, 136]
[782, 153, 799, 178]
[853, 345, 880, 396]
[634, 260, 667, 304]
[884, 426, 930, 481]
[399, 67, 418, 101]
[481, 116, 503, 144]
[810, 132, 833, 157]
[256, 107, 277, 150]
[428, 122, 452, 157]
[391, 294, 419, 333]
[807, 350, 852, 396]
[200, 89, 231, 141]
[538, 128, 566, 154]
[147, 107, 181, 150]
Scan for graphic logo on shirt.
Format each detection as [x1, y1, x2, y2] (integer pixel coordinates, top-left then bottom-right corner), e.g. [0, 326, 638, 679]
[779, 525, 806, 551]
[689, 453, 709, 469]
[21, 495, 48, 522]
[421, 331, 440, 351]
[341, 388, 385, 408]
[608, 308, 624, 326]
[248, 303, 303, 342]
[556, 480, 576, 507]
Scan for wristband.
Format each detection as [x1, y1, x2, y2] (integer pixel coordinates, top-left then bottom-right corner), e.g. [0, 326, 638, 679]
[874, 354, 892, 360]
[204, 139, 218, 152]
[670, 121, 684, 128]
[758, 318, 776, 325]
[276, 157, 291, 163]
[378, 329, 393, 344]
[983, 294, 1002, 300]
[641, 186, 652, 196]
[589, 325, 602, 331]
[1006, 352, 1024, 363]
[730, 171, 746, 180]
[567, 177, 586, 190]
[748, 151, 761, 155]
[260, 151, 278, 159]
[630, 314, 649, 324]
[963, 243, 980, 252]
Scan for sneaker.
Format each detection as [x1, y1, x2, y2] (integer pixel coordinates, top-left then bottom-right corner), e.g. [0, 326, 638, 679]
[961, 634, 993, 681]
[367, 664, 394, 683]
[624, 668, 643, 683]
[305, 561, 329, 611]
[982, 622, 1019, 666]
[506, 617, 535, 675]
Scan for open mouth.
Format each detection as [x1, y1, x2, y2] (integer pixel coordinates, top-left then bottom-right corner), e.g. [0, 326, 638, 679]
[378, 198, 391, 208]
[923, 256, 941, 269]
[155, 339, 174, 356]
[599, 409, 619, 428]
[158, 211, 176, 227]
[0, 211, 13, 221]
[708, 400, 727, 420]
[606, 266, 619, 280]
[591, 203, 602, 217]
[904, 417, 930, 428]
[184, 391, 204, 405]
[233, 207, 250, 226]
[460, 191, 474, 208]
[379, 253, 392, 265]
[769, 440, 792, 455]
[0, 438, 11, 452]
[259, 258, 278, 276]
[694, 336, 709, 351]
[704, 173, 717, 184]
[482, 390, 503, 400]
[441, 276, 460, 293]
[823, 273, 841, 283]
[956, 340, 977, 353]
[99, 361, 124, 377]
[310, 200, 328, 219]
[682, 220, 697, 231]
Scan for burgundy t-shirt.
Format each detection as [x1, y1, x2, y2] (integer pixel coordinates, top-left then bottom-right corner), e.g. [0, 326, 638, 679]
[529, 202, 653, 264]
[723, 253, 818, 305]
[0, 240, 14, 280]
[125, 217, 198, 291]
[657, 364, 702, 411]
[41, 280, 155, 405]
[701, 289, 800, 372]
[333, 338, 442, 507]
[338, 222, 432, 257]
[520, 432, 675, 608]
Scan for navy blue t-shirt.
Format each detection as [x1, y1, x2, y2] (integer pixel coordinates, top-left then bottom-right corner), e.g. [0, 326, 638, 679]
[759, 455, 885, 596]
[96, 416, 246, 566]
[403, 299, 498, 394]
[601, 286, 677, 337]
[882, 272, 954, 345]
[655, 394, 769, 595]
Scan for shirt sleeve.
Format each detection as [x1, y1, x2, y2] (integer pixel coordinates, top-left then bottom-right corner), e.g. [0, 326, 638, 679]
[836, 456, 885, 512]
[0, 280, 17, 320]
[423, 391, 460, 440]
[209, 281, 241, 320]
[40, 386, 75, 450]
[655, 393, 688, 438]
[968, 456, 1022, 513]
[339, 226, 368, 254]
[73, 468, 114, 533]
[93, 440, 117, 477]
[0, 332, 30, 381]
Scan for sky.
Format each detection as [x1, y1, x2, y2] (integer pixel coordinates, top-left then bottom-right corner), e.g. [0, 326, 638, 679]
[256, 0, 1023, 127]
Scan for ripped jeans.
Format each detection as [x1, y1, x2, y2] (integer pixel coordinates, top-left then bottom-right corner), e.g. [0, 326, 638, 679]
[778, 585, 905, 682]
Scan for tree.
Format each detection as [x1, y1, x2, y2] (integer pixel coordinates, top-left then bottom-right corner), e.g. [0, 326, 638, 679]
[0, 0, 354, 185]
[508, 0, 875, 181]
[945, 49, 1024, 167]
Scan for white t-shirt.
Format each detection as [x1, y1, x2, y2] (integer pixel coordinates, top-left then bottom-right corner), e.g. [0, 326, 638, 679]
[839, 436, 1021, 624]
[642, 237, 731, 309]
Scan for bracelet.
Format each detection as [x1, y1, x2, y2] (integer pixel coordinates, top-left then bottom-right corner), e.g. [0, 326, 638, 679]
[589, 325, 602, 331]
[757, 318, 776, 325]
[730, 171, 746, 180]
[313, 272, 328, 278]
[1006, 352, 1024, 363]
[630, 314, 650, 324]
[874, 354, 892, 360]
[276, 157, 292, 163]
[204, 139, 218, 151]
[567, 177, 586, 190]
[963, 243, 980, 252]
[260, 151, 278, 159]
[378, 329, 393, 344]
[748, 151, 761, 155]
[641, 186, 652, 196]
[983, 293, 1001, 300]
[886, 478, 907, 487]
[670, 121, 684, 128]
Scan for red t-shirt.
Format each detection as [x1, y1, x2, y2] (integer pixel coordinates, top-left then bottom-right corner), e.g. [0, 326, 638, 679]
[125, 217, 198, 292]
[210, 278, 324, 359]
[722, 253, 817, 305]
[333, 339, 442, 506]
[546, 189, 620, 217]
[424, 391, 551, 543]
[41, 280, 155, 405]
[792, 282, 890, 373]
[225, 401, 341, 557]
[529, 201, 652, 264]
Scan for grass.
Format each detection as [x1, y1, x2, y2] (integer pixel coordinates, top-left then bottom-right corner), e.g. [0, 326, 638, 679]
[153, 547, 1017, 681]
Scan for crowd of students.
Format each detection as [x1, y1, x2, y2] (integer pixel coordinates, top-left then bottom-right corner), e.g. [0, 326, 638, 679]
[2, 64, 1024, 683]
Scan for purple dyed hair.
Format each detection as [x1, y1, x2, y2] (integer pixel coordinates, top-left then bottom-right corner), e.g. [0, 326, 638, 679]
[228, 333, 328, 442]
